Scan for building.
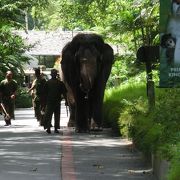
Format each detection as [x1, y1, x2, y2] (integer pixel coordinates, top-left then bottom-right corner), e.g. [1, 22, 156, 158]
[16, 30, 80, 70]
[15, 30, 79, 86]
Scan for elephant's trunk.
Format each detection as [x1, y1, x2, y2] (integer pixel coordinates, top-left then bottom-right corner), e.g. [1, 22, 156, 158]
[80, 58, 97, 93]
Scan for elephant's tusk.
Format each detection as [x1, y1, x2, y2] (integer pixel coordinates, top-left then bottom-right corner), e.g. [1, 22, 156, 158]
[84, 93, 89, 99]
[82, 58, 88, 62]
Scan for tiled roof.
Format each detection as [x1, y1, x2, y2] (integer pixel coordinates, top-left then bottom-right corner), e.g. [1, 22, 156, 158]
[15, 30, 120, 56]
[15, 30, 81, 55]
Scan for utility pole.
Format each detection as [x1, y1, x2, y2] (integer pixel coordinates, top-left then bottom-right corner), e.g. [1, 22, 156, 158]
[137, 46, 159, 110]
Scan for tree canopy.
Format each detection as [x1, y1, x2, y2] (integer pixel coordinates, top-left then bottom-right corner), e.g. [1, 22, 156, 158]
[38, 0, 159, 46]
[0, 0, 48, 81]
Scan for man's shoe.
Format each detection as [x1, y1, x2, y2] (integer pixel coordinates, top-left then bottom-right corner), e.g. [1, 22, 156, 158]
[54, 129, 59, 133]
[46, 129, 51, 134]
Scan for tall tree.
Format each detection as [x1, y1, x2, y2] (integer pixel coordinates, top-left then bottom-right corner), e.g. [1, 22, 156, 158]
[0, 0, 48, 80]
[39, 0, 159, 47]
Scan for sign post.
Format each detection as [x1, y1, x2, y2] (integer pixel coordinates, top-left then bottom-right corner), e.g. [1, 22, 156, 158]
[137, 46, 159, 109]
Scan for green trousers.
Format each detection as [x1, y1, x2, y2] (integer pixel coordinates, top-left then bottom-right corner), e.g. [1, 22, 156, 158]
[44, 101, 61, 130]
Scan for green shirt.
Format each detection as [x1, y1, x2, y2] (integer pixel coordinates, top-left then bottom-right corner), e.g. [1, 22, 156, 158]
[0, 79, 17, 100]
[32, 77, 46, 98]
[44, 78, 67, 102]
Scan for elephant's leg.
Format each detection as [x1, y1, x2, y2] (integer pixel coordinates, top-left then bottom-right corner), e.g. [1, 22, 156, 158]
[68, 102, 75, 127]
[66, 89, 76, 127]
[75, 97, 90, 133]
[92, 86, 105, 130]
[92, 98, 103, 128]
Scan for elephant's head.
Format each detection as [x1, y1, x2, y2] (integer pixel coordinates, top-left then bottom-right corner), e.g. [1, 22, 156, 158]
[61, 33, 114, 95]
[72, 34, 104, 93]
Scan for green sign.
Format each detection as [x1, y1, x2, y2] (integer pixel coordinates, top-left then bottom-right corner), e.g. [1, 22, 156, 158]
[160, 0, 180, 87]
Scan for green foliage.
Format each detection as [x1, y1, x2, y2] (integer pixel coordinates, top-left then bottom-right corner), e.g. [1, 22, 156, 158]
[16, 87, 32, 108]
[153, 89, 180, 145]
[0, 1, 48, 83]
[0, 26, 29, 82]
[0, 0, 48, 29]
[107, 53, 146, 88]
[104, 77, 180, 178]
[119, 97, 148, 138]
[130, 113, 163, 155]
[38, 0, 159, 48]
[168, 143, 180, 180]
[104, 74, 146, 135]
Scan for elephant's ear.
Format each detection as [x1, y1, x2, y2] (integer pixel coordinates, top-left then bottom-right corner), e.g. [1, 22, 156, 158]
[61, 42, 77, 87]
[100, 43, 114, 82]
[102, 43, 114, 64]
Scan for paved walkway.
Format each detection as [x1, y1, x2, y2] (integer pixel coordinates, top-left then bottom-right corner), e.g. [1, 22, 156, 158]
[0, 102, 156, 180]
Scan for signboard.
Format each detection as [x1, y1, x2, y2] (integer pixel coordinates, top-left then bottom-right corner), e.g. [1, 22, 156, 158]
[160, 0, 180, 87]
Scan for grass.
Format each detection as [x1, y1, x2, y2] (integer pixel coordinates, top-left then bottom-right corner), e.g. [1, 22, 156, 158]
[103, 74, 180, 179]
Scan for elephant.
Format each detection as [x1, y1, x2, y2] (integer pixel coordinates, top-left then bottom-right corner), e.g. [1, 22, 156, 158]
[61, 33, 114, 132]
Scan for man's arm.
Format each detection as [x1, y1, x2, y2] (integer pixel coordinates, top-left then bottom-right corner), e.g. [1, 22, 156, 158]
[11, 80, 18, 99]
[0, 91, 2, 102]
[0, 82, 2, 101]
[27, 79, 36, 93]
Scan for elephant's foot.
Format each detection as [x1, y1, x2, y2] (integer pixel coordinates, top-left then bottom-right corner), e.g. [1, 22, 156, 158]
[90, 119, 103, 131]
[75, 127, 90, 133]
[68, 119, 75, 127]
[90, 126, 103, 132]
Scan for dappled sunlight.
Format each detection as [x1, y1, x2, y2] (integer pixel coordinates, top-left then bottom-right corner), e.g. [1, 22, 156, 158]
[61, 128, 154, 180]
[0, 108, 155, 180]
[70, 137, 132, 147]
[0, 110, 62, 180]
[0, 130, 61, 180]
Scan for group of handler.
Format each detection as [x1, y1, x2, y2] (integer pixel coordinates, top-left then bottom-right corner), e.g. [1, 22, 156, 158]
[0, 68, 68, 134]
[28, 68, 68, 134]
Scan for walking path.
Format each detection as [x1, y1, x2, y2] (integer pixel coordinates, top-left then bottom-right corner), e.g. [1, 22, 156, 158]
[0, 102, 156, 180]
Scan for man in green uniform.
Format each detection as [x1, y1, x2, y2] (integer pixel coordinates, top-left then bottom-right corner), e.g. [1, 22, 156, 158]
[44, 69, 67, 134]
[28, 68, 46, 126]
[0, 71, 18, 126]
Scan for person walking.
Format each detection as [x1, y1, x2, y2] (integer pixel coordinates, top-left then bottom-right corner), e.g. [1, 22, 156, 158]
[0, 71, 18, 126]
[28, 68, 46, 126]
[44, 69, 67, 134]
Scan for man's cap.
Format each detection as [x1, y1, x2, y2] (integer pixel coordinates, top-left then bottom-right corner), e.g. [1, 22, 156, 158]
[51, 69, 58, 75]
[34, 68, 40, 74]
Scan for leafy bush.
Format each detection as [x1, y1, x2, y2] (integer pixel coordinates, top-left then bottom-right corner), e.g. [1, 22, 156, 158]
[168, 143, 180, 180]
[106, 54, 145, 88]
[104, 75, 180, 178]
[16, 87, 32, 108]
[103, 74, 146, 135]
